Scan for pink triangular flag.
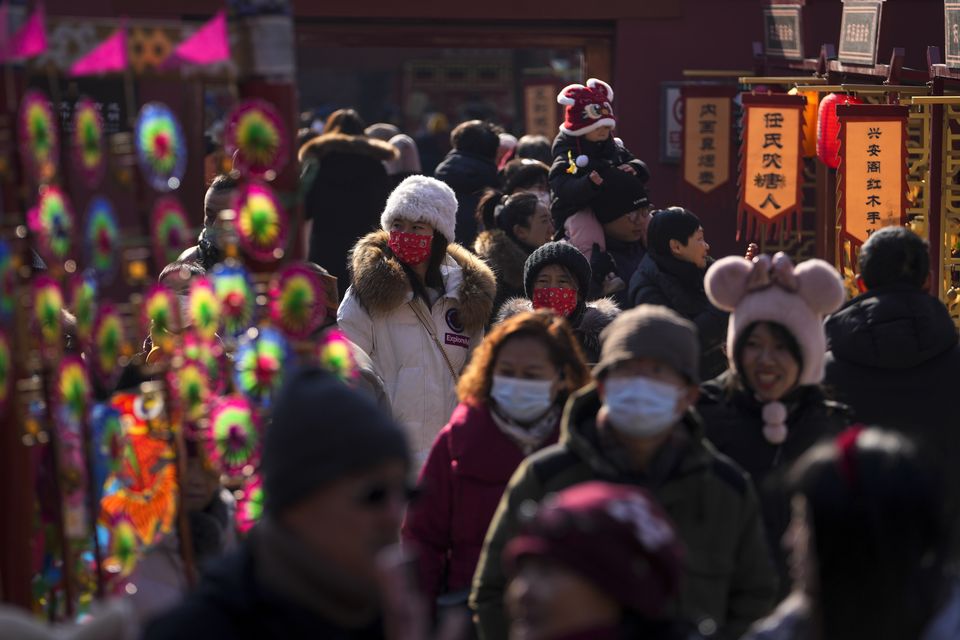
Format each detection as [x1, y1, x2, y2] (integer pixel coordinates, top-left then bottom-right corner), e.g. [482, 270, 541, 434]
[10, 2, 46, 60]
[166, 10, 229, 67]
[69, 27, 126, 76]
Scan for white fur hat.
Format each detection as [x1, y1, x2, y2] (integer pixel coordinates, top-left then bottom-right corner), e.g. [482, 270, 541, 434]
[380, 175, 458, 244]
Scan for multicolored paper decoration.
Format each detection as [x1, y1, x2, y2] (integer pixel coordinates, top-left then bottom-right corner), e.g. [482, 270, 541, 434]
[91, 403, 123, 500]
[212, 263, 254, 336]
[135, 102, 187, 192]
[101, 512, 139, 579]
[92, 304, 125, 385]
[233, 327, 288, 408]
[142, 285, 181, 353]
[151, 196, 191, 271]
[69, 275, 97, 348]
[28, 187, 75, 264]
[317, 330, 359, 383]
[56, 357, 91, 427]
[235, 475, 263, 534]
[270, 264, 326, 338]
[225, 99, 289, 178]
[0, 330, 11, 414]
[170, 359, 209, 424]
[182, 332, 225, 394]
[19, 90, 59, 181]
[234, 182, 288, 262]
[206, 396, 260, 477]
[0, 240, 14, 321]
[187, 278, 221, 340]
[32, 276, 63, 349]
[72, 97, 106, 187]
[84, 196, 119, 278]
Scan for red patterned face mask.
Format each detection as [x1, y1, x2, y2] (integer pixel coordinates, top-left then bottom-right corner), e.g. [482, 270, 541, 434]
[532, 287, 578, 318]
[388, 230, 433, 266]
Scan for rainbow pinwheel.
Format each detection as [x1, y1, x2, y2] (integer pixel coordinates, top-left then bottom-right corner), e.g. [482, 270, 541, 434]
[69, 275, 97, 348]
[236, 475, 263, 534]
[318, 330, 359, 383]
[187, 278, 221, 340]
[226, 99, 289, 178]
[205, 396, 260, 477]
[33, 276, 64, 349]
[0, 240, 14, 321]
[234, 182, 288, 262]
[142, 285, 181, 352]
[102, 512, 140, 579]
[170, 359, 210, 425]
[92, 304, 125, 385]
[212, 263, 255, 336]
[56, 357, 91, 427]
[72, 97, 105, 187]
[233, 327, 288, 408]
[151, 196, 191, 271]
[135, 102, 187, 192]
[0, 330, 11, 414]
[182, 332, 226, 394]
[270, 264, 326, 338]
[28, 187, 75, 264]
[84, 197, 119, 278]
[19, 90, 59, 181]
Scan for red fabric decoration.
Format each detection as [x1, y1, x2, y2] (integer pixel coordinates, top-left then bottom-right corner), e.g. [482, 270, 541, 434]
[816, 93, 864, 169]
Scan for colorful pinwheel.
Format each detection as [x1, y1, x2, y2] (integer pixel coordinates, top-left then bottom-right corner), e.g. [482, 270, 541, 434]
[56, 357, 91, 427]
[19, 90, 59, 181]
[170, 359, 210, 425]
[234, 182, 288, 262]
[102, 512, 140, 579]
[84, 197, 119, 278]
[182, 332, 226, 394]
[135, 102, 187, 192]
[205, 396, 260, 477]
[236, 475, 263, 534]
[28, 187, 75, 264]
[270, 263, 326, 338]
[187, 278, 221, 340]
[69, 275, 97, 348]
[73, 97, 105, 187]
[225, 99, 289, 178]
[233, 327, 288, 408]
[212, 263, 254, 336]
[32, 276, 63, 349]
[317, 329, 359, 383]
[142, 285, 181, 352]
[0, 240, 14, 321]
[0, 330, 11, 414]
[151, 196, 192, 271]
[92, 304, 125, 385]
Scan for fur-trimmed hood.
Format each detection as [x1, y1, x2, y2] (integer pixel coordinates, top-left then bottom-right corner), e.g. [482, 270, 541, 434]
[298, 133, 399, 163]
[495, 296, 620, 362]
[348, 230, 496, 333]
[473, 229, 530, 290]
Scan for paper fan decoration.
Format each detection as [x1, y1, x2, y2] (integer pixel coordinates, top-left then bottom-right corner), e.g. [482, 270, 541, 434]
[234, 182, 288, 262]
[101, 512, 140, 579]
[170, 359, 210, 425]
[226, 99, 289, 178]
[73, 97, 105, 187]
[318, 330, 360, 382]
[84, 197, 119, 278]
[151, 196, 192, 270]
[33, 276, 64, 349]
[19, 90, 59, 181]
[135, 102, 187, 192]
[69, 275, 97, 348]
[92, 304, 125, 385]
[233, 327, 288, 408]
[212, 263, 255, 336]
[0, 240, 14, 321]
[56, 357, 91, 427]
[187, 278, 221, 340]
[28, 187, 75, 264]
[236, 475, 263, 533]
[206, 396, 260, 477]
[142, 285, 182, 352]
[270, 264, 326, 338]
[182, 333, 226, 394]
[0, 330, 11, 414]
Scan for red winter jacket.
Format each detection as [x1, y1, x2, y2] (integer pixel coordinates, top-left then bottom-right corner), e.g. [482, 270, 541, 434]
[401, 402, 559, 605]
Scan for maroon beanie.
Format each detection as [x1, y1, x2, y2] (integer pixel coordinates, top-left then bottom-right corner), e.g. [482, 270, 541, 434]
[504, 482, 684, 619]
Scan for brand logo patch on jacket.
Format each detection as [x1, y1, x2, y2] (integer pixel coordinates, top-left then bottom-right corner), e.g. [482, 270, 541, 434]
[445, 333, 469, 349]
[445, 308, 464, 333]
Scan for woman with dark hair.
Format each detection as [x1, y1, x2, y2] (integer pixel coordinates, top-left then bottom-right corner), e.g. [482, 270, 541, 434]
[401, 311, 591, 620]
[338, 176, 496, 466]
[744, 427, 960, 639]
[299, 107, 399, 285]
[700, 252, 849, 595]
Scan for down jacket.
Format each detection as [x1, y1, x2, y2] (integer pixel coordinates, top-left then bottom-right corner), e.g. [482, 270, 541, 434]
[337, 231, 496, 464]
[473, 228, 531, 319]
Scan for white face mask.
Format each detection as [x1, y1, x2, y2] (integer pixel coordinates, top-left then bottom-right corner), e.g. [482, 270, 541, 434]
[491, 375, 556, 423]
[603, 376, 684, 437]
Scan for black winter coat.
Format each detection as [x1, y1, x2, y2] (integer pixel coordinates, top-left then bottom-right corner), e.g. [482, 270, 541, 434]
[434, 150, 499, 247]
[699, 372, 849, 597]
[301, 133, 398, 287]
[496, 296, 620, 364]
[629, 253, 729, 380]
[473, 229, 531, 320]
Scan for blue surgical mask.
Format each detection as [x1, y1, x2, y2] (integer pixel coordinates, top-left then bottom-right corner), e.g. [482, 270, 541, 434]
[491, 375, 555, 423]
[603, 376, 683, 437]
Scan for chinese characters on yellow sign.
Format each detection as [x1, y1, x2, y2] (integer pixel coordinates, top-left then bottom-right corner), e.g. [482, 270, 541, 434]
[683, 96, 731, 193]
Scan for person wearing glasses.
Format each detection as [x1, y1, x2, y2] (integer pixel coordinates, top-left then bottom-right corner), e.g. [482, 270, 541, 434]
[145, 368, 415, 639]
[401, 311, 591, 623]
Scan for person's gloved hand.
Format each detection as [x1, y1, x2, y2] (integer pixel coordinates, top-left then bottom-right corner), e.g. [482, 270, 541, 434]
[589, 243, 615, 285]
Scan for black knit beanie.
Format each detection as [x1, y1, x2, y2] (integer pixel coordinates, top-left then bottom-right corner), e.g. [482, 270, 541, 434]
[523, 241, 592, 320]
[591, 169, 650, 225]
[262, 367, 410, 515]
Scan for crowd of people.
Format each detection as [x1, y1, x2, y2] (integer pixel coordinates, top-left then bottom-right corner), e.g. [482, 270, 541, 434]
[11, 76, 960, 640]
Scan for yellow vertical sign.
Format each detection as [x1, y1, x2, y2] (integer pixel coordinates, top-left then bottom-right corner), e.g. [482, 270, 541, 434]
[742, 106, 801, 221]
[683, 97, 731, 193]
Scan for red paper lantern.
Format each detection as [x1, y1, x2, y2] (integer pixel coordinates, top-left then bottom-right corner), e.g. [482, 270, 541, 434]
[817, 93, 864, 169]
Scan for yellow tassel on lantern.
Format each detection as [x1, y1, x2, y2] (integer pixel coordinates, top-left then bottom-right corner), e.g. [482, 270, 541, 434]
[789, 87, 819, 158]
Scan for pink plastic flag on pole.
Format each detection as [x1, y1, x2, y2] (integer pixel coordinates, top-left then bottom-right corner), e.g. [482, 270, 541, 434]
[69, 27, 126, 76]
[165, 10, 229, 68]
[10, 2, 46, 60]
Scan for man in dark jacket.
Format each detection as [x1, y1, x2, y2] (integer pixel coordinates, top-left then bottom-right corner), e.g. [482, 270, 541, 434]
[470, 306, 777, 640]
[824, 226, 960, 554]
[434, 120, 501, 246]
[145, 368, 412, 640]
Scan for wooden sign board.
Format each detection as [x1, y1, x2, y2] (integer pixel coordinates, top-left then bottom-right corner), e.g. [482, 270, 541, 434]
[838, 0, 884, 66]
[946, 2, 960, 69]
[524, 84, 559, 139]
[682, 89, 733, 194]
[764, 4, 804, 60]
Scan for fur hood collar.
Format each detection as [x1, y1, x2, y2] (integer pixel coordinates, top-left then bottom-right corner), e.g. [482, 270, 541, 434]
[349, 230, 496, 333]
[473, 229, 530, 290]
[496, 296, 619, 328]
[298, 133, 398, 163]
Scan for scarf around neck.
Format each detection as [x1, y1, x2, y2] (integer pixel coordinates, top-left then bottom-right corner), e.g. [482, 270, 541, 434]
[490, 403, 562, 455]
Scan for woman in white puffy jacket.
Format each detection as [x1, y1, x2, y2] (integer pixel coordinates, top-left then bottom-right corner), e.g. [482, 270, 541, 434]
[338, 176, 496, 464]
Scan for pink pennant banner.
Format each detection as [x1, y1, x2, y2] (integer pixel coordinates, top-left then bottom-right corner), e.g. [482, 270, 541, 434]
[164, 9, 229, 68]
[69, 28, 125, 76]
[10, 2, 46, 60]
